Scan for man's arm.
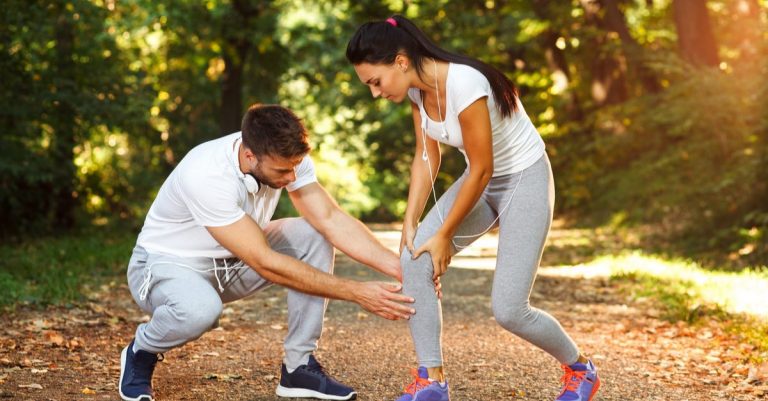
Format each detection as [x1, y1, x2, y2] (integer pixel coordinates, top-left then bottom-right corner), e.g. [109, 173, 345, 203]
[288, 182, 402, 281]
[206, 216, 414, 320]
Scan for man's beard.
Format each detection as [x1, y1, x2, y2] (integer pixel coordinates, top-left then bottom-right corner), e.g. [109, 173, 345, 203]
[250, 163, 282, 189]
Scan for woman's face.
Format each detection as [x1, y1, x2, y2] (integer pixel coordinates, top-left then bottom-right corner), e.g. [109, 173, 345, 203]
[353, 60, 411, 103]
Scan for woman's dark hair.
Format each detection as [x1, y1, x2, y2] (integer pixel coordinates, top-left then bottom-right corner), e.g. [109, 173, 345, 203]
[241, 104, 310, 158]
[346, 14, 517, 117]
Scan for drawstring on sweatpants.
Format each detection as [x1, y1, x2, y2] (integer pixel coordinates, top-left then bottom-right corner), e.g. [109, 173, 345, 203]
[138, 258, 248, 301]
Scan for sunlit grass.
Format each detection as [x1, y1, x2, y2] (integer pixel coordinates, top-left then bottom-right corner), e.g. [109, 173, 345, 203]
[574, 252, 768, 356]
[0, 229, 136, 307]
[588, 252, 768, 319]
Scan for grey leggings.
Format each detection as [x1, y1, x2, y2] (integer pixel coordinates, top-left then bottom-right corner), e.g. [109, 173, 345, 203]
[127, 217, 334, 370]
[401, 153, 580, 367]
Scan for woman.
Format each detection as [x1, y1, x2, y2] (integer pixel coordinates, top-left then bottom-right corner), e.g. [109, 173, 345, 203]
[345, 15, 600, 401]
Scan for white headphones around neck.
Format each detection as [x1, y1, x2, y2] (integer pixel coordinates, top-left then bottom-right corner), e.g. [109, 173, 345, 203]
[232, 138, 260, 194]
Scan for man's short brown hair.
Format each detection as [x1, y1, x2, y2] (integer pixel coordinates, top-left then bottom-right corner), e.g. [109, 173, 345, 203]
[241, 104, 310, 158]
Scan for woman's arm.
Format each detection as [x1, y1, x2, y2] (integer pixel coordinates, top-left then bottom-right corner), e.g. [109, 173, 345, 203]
[401, 101, 441, 254]
[412, 97, 494, 278]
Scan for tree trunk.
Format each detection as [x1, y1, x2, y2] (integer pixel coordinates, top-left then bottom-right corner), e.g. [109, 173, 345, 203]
[219, 0, 264, 134]
[531, 0, 584, 121]
[52, 2, 78, 229]
[673, 0, 719, 67]
[731, 0, 762, 61]
[579, 0, 629, 105]
[220, 41, 249, 134]
[601, 0, 661, 93]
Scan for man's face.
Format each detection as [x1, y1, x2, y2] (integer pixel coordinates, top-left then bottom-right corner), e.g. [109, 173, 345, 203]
[248, 153, 304, 189]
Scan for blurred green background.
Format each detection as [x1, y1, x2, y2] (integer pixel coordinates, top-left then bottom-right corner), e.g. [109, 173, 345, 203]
[1, 0, 766, 306]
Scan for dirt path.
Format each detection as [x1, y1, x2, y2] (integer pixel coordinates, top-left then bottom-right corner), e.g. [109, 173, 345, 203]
[0, 225, 764, 400]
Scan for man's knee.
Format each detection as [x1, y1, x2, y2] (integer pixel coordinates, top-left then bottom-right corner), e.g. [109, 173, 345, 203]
[167, 297, 223, 341]
[291, 218, 334, 273]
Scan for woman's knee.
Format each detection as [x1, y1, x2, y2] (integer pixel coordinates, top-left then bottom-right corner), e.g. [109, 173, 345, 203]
[400, 249, 435, 279]
[401, 250, 436, 299]
[492, 302, 536, 333]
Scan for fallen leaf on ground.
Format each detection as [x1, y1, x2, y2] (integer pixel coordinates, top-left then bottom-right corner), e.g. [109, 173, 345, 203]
[44, 331, 65, 346]
[746, 362, 768, 384]
[204, 373, 242, 381]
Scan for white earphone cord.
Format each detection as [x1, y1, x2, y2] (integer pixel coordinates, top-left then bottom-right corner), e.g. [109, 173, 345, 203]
[419, 59, 522, 250]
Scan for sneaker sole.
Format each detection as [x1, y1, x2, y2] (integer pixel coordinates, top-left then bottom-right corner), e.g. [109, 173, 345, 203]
[587, 376, 601, 401]
[119, 346, 155, 401]
[276, 385, 357, 400]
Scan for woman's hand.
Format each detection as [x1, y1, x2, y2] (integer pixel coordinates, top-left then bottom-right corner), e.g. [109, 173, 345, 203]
[412, 233, 453, 280]
[400, 220, 418, 256]
[400, 221, 443, 299]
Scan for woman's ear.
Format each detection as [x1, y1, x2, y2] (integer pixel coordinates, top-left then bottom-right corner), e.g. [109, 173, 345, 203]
[395, 54, 410, 72]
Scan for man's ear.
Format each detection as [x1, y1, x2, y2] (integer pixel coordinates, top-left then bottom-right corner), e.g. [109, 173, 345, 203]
[243, 148, 260, 167]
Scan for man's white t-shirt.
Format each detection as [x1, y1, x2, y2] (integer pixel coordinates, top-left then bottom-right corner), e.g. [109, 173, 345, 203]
[136, 132, 317, 258]
[408, 63, 545, 177]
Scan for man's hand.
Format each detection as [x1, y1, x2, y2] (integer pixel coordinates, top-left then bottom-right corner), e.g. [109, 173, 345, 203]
[353, 282, 415, 320]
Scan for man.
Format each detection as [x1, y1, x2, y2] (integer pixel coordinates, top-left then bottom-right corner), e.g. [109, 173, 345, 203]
[119, 104, 415, 401]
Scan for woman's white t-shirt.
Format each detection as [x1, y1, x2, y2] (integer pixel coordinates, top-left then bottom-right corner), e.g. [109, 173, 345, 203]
[408, 63, 545, 176]
[136, 132, 316, 258]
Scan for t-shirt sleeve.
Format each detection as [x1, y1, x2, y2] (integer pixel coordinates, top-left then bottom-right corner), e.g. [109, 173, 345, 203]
[286, 155, 318, 192]
[452, 66, 491, 113]
[176, 169, 245, 227]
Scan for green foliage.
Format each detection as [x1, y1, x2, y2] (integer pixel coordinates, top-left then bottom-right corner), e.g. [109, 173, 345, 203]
[1, 0, 766, 273]
[561, 51, 768, 267]
[1, 0, 156, 236]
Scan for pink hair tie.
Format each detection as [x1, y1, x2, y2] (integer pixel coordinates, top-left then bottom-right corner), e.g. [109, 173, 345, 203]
[386, 17, 397, 27]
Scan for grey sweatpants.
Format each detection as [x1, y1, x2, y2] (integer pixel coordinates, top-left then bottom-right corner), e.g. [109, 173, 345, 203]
[402, 153, 580, 367]
[126, 217, 333, 370]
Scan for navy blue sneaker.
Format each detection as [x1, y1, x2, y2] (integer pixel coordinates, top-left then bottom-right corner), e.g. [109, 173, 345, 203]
[276, 355, 356, 400]
[119, 340, 160, 401]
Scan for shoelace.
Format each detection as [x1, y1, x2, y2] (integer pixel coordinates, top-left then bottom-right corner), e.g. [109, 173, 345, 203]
[305, 359, 329, 377]
[402, 368, 431, 395]
[559, 365, 588, 393]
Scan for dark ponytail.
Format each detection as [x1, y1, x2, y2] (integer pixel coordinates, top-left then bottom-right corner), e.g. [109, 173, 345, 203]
[346, 14, 518, 117]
